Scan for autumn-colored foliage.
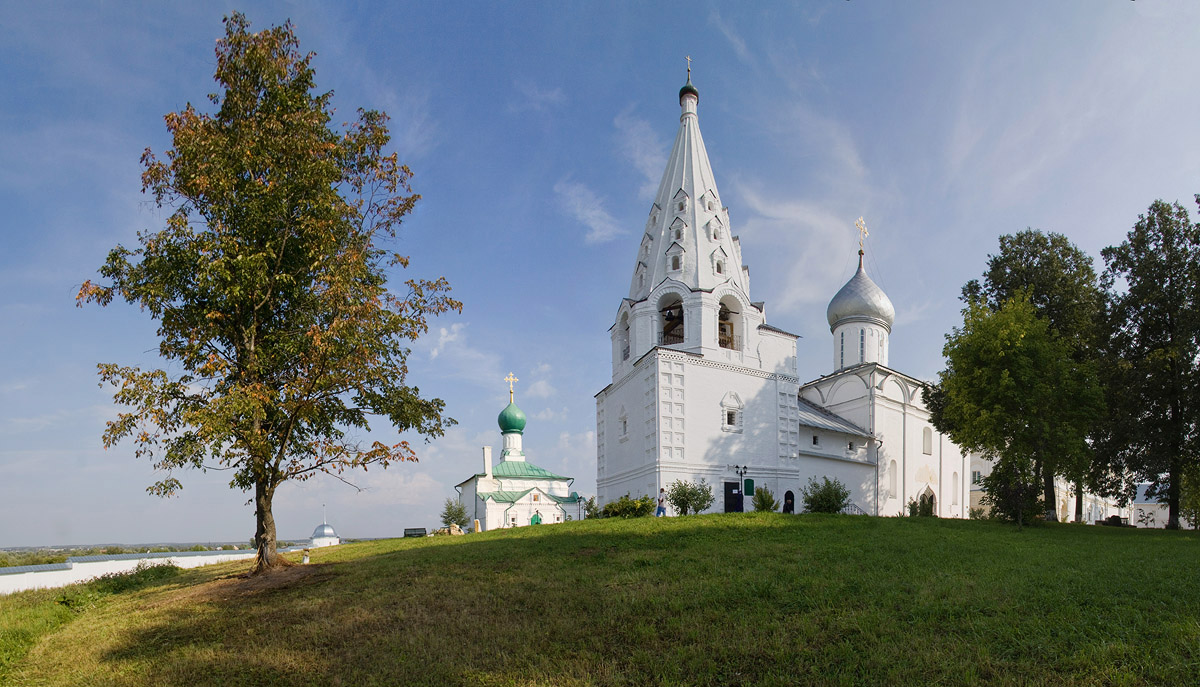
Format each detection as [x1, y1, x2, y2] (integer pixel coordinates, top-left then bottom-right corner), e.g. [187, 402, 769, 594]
[78, 13, 459, 572]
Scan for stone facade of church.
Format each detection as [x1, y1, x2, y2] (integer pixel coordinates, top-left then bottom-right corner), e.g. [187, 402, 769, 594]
[595, 76, 971, 515]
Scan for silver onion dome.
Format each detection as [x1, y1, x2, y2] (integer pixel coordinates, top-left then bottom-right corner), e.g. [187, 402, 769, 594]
[826, 256, 895, 331]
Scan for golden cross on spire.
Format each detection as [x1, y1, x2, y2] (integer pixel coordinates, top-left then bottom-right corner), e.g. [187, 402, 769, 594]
[855, 216, 869, 253]
[686, 55, 692, 79]
[504, 372, 519, 403]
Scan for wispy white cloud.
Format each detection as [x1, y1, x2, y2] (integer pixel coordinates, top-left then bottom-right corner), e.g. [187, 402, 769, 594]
[734, 182, 859, 313]
[614, 107, 667, 200]
[507, 80, 566, 114]
[525, 379, 555, 399]
[708, 10, 753, 64]
[415, 322, 503, 384]
[554, 179, 625, 244]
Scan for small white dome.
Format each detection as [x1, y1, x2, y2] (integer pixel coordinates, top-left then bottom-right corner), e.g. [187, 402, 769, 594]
[312, 523, 338, 539]
[827, 257, 894, 331]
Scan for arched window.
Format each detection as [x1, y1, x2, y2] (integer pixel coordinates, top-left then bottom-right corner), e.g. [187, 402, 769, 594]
[922, 427, 932, 455]
[716, 260, 724, 275]
[671, 255, 681, 271]
[675, 228, 682, 241]
[889, 459, 898, 494]
[659, 295, 684, 345]
[952, 472, 959, 505]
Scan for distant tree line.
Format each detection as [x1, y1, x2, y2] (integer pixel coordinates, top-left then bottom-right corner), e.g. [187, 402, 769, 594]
[925, 196, 1200, 529]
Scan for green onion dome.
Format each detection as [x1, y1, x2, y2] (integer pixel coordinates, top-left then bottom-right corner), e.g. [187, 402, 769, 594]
[498, 401, 526, 434]
[679, 77, 699, 103]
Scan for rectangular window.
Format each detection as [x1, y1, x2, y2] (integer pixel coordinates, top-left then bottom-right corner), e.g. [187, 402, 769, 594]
[726, 410, 736, 425]
[860, 329, 865, 363]
[812, 435, 819, 446]
[972, 470, 982, 485]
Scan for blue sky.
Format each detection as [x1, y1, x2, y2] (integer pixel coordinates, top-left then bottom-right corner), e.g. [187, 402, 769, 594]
[2, 2, 1198, 546]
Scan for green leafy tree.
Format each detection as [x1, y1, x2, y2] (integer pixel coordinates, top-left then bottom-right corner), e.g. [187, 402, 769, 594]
[959, 230, 1103, 521]
[751, 486, 779, 512]
[800, 476, 851, 513]
[77, 14, 459, 572]
[440, 497, 468, 529]
[583, 496, 601, 520]
[1098, 199, 1200, 530]
[925, 296, 1103, 528]
[666, 479, 715, 515]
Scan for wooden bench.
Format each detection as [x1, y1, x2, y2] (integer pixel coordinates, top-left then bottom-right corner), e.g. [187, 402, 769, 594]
[403, 528, 427, 538]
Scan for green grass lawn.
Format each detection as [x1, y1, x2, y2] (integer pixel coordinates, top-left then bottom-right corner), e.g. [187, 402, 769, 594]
[3, 514, 1197, 686]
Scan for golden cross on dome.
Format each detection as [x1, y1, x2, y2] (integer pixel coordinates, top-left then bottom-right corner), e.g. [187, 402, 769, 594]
[856, 216, 868, 252]
[504, 372, 519, 402]
[686, 55, 692, 79]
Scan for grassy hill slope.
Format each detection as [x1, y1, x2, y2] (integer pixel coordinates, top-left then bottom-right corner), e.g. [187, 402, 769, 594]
[4, 514, 1198, 686]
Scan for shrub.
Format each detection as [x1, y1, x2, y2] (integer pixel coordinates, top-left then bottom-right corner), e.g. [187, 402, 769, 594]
[968, 506, 988, 520]
[440, 497, 469, 528]
[602, 494, 655, 518]
[907, 496, 937, 518]
[800, 477, 850, 513]
[666, 479, 715, 515]
[752, 486, 779, 512]
[584, 496, 602, 519]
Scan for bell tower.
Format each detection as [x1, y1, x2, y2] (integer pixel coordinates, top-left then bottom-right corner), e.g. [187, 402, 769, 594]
[596, 70, 800, 511]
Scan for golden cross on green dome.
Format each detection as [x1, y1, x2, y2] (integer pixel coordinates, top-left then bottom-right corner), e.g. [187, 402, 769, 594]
[504, 372, 519, 402]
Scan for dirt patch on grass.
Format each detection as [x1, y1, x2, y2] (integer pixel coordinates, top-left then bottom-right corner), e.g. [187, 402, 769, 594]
[158, 564, 337, 606]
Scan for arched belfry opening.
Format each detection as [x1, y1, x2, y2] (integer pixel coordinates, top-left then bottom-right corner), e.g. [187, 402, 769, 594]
[718, 296, 742, 351]
[659, 294, 684, 345]
[620, 312, 631, 361]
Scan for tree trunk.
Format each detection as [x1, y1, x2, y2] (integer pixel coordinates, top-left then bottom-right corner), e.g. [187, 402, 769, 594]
[1167, 455, 1182, 530]
[253, 479, 287, 573]
[1041, 463, 1058, 522]
[1074, 479, 1084, 523]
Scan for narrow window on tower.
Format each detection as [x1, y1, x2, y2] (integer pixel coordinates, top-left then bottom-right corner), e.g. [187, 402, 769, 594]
[675, 228, 682, 241]
[860, 329, 865, 363]
[716, 260, 724, 274]
[671, 255, 681, 271]
[840, 332, 844, 368]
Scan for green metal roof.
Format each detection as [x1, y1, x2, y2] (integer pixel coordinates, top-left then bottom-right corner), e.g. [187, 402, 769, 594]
[474, 459, 570, 481]
[477, 489, 533, 503]
[476, 488, 581, 505]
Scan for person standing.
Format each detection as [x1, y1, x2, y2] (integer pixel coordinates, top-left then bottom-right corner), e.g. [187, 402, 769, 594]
[656, 488, 667, 517]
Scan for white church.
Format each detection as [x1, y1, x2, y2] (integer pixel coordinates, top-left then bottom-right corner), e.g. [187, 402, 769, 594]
[595, 74, 972, 517]
[457, 379, 585, 530]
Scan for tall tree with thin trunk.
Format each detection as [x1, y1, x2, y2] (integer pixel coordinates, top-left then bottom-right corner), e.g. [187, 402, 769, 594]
[77, 14, 460, 572]
[959, 230, 1102, 521]
[925, 296, 1103, 527]
[1099, 199, 1200, 530]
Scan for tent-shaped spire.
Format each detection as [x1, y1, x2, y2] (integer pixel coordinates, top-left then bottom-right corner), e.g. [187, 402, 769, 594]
[628, 76, 750, 302]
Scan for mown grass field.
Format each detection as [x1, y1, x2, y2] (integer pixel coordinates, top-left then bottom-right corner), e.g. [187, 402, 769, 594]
[3, 514, 1197, 686]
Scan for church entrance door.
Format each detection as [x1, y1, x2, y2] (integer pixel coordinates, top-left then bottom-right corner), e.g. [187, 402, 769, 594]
[724, 481, 743, 513]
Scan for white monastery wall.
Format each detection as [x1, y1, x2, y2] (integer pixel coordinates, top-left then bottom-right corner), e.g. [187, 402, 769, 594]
[0, 550, 257, 596]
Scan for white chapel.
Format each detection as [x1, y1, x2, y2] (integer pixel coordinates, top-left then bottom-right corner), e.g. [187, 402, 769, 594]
[458, 378, 584, 530]
[595, 74, 971, 516]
